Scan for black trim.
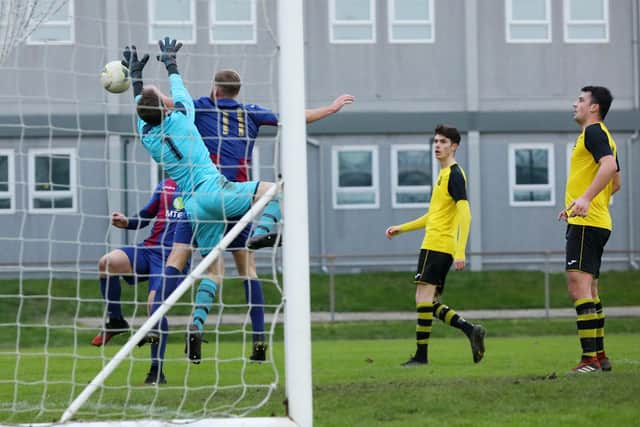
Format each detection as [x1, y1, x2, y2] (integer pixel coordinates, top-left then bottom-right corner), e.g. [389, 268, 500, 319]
[163, 136, 183, 160]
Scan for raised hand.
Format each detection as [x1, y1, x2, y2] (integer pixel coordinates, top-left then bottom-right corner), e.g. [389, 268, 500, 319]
[329, 94, 355, 114]
[157, 36, 183, 71]
[121, 45, 149, 80]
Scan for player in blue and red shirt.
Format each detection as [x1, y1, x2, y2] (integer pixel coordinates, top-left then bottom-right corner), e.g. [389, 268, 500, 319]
[169, 69, 353, 361]
[92, 177, 189, 385]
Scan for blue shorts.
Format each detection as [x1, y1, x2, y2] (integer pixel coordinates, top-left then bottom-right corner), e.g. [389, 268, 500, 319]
[120, 245, 189, 293]
[183, 179, 258, 255]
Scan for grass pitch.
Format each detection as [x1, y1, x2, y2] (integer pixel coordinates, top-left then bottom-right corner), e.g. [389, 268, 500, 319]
[1, 319, 639, 426]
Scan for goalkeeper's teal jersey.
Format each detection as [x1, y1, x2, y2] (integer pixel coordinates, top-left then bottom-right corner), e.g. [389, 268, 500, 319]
[137, 74, 222, 196]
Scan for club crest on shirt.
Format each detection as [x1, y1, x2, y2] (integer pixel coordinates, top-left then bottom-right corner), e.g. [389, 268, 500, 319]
[173, 196, 185, 210]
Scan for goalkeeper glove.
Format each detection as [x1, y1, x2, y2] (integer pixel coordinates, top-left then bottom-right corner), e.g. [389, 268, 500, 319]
[157, 36, 183, 75]
[121, 45, 149, 80]
[121, 46, 149, 97]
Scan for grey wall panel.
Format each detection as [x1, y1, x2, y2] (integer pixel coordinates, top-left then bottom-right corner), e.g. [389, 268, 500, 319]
[304, 0, 466, 112]
[478, 0, 634, 111]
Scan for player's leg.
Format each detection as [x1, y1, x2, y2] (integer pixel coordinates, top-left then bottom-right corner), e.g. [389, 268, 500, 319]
[232, 248, 267, 361]
[247, 181, 281, 250]
[591, 278, 611, 371]
[92, 247, 144, 346]
[143, 251, 171, 384]
[402, 281, 437, 366]
[590, 226, 611, 371]
[161, 216, 194, 308]
[186, 256, 223, 364]
[97, 248, 131, 320]
[402, 249, 438, 366]
[429, 251, 485, 363]
[565, 224, 600, 373]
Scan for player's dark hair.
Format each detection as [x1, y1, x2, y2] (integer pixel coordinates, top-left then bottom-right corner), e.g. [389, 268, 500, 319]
[581, 85, 613, 119]
[137, 88, 164, 126]
[213, 69, 241, 98]
[434, 124, 461, 145]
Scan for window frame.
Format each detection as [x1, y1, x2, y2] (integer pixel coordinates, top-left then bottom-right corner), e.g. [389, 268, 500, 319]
[563, 0, 609, 43]
[209, 0, 257, 45]
[508, 143, 555, 207]
[0, 149, 16, 214]
[26, 0, 75, 45]
[390, 144, 437, 209]
[332, 145, 379, 210]
[28, 148, 77, 213]
[505, 0, 552, 44]
[148, 0, 197, 45]
[329, 0, 376, 44]
[388, 0, 435, 44]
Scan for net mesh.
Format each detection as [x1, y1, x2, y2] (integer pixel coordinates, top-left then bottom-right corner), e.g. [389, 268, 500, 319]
[0, 0, 287, 423]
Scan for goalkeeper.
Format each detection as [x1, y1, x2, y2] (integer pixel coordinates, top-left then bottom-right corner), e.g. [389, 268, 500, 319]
[162, 69, 354, 362]
[122, 37, 282, 365]
[93, 178, 189, 385]
[385, 124, 486, 366]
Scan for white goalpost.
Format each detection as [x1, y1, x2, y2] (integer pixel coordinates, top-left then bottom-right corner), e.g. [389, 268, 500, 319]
[0, 0, 312, 426]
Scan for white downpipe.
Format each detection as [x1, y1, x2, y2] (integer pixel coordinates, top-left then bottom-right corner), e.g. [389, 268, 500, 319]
[629, 0, 639, 269]
[278, 0, 314, 426]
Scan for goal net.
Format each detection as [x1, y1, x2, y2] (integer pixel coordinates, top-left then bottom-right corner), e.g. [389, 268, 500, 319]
[0, 0, 311, 426]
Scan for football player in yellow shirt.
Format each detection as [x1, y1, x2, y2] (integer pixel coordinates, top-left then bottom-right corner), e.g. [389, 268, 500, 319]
[386, 124, 485, 366]
[559, 86, 621, 373]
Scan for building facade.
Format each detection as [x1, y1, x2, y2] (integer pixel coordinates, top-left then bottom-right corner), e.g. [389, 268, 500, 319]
[0, 0, 638, 275]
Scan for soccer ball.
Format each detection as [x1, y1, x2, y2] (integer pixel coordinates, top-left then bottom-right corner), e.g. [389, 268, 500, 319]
[100, 60, 130, 94]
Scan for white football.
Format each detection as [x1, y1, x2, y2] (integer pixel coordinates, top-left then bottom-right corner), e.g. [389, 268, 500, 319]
[100, 60, 130, 94]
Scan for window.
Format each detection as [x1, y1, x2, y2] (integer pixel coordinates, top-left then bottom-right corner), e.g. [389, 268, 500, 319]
[149, 0, 196, 44]
[210, 0, 256, 44]
[388, 0, 434, 43]
[332, 146, 379, 209]
[508, 144, 555, 206]
[391, 145, 436, 208]
[28, 149, 77, 213]
[329, 0, 376, 44]
[0, 150, 15, 214]
[506, 0, 551, 43]
[564, 0, 609, 43]
[27, 0, 74, 45]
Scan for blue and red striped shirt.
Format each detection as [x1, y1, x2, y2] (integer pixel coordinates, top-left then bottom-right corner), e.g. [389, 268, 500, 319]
[193, 97, 278, 182]
[126, 178, 186, 249]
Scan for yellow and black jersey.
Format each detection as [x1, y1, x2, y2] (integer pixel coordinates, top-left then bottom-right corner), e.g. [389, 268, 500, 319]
[566, 122, 619, 230]
[398, 163, 471, 257]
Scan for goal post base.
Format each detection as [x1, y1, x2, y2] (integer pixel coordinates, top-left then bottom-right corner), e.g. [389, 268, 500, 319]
[4, 417, 298, 427]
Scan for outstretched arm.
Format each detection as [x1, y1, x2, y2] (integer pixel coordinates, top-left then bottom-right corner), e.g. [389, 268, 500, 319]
[156, 37, 194, 121]
[385, 212, 429, 239]
[305, 94, 355, 123]
[121, 46, 149, 99]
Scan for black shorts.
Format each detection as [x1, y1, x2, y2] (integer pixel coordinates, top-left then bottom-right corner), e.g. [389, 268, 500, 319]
[414, 249, 453, 291]
[565, 224, 611, 278]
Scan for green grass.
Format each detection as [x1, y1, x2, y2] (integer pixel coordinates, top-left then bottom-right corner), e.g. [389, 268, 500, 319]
[1, 270, 639, 326]
[0, 324, 639, 426]
[0, 271, 639, 425]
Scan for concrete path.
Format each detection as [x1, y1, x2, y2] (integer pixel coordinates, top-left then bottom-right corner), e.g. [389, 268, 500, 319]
[77, 306, 640, 328]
